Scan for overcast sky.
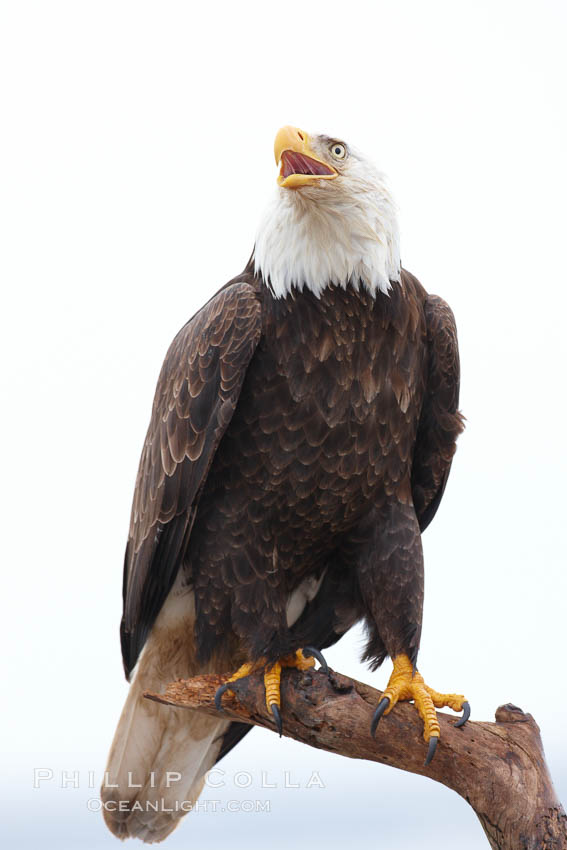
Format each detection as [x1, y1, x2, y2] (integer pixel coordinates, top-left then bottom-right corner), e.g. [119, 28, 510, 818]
[1, 2, 566, 848]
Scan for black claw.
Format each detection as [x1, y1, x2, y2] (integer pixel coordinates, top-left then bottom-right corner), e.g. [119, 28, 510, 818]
[454, 701, 471, 728]
[270, 703, 283, 737]
[370, 697, 390, 738]
[425, 736, 439, 766]
[303, 646, 329, 675]
[214, 682, 232, 712]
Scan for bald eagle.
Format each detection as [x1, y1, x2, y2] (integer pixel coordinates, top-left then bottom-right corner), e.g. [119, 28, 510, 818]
[102, 126, 468, 842]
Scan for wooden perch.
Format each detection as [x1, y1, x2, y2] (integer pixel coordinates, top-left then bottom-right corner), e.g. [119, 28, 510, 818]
[146, 667, 566, 850]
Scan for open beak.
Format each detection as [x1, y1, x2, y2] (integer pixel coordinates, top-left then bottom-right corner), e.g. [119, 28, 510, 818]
[274, 126, 337, 189]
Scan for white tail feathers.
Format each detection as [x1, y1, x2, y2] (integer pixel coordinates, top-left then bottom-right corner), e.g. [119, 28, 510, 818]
[101, 589, 230, 843]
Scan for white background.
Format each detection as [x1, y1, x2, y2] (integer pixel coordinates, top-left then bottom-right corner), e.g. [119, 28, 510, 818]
[1, 1, 566, 848]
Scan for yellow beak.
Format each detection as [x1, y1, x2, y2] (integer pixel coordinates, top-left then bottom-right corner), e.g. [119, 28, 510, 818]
[274, 125, 337, 189]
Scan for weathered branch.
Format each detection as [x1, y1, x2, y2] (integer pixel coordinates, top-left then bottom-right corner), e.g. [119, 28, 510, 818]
[146, 668, 566, 849]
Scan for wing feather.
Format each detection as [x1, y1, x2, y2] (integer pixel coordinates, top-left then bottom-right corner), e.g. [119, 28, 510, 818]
[411, 294, 464, 531]
[120, 281, 262, 677]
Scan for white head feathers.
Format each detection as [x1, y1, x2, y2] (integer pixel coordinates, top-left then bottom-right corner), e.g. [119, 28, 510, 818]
[254, 132, 401, 300]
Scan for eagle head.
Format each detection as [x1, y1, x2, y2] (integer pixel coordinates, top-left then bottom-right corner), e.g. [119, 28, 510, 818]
[254, 125, 401, 300]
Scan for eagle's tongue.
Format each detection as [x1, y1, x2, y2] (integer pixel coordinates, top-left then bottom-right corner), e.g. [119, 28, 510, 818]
[281, 150, 334, 179]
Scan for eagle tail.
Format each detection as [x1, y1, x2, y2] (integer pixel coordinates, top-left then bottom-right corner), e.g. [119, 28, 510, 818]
[101, 591, 229, 843]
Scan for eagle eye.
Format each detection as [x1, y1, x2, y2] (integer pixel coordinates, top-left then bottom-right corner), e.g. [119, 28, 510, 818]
[329, 142, 347, 160]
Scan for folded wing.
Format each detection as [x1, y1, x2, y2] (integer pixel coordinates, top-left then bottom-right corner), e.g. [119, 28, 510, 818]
[411, 294, 464, 532]
[120, 281, 262, 678]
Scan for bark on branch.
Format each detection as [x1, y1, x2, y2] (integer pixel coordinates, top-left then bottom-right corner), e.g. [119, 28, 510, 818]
[145, 668, 566, 849]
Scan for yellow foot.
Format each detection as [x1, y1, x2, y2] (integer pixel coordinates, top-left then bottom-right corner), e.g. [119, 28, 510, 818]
[370, 654, 470, 765]
[215, 647, 327, 736]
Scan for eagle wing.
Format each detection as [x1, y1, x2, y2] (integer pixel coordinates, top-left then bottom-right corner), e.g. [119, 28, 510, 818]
[120, 281, 262, 678]
[411, 294, 464, 532]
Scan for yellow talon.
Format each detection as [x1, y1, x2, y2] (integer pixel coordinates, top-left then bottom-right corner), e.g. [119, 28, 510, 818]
[282, 649, 317, 672]
[226, 661, 257, 684]
[264, 650, 315, 710]
[216, 648, 317, 717]
[264, 661, 282, 710]
[380, 653, 467, 743]
[424, 683, 467, 714]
